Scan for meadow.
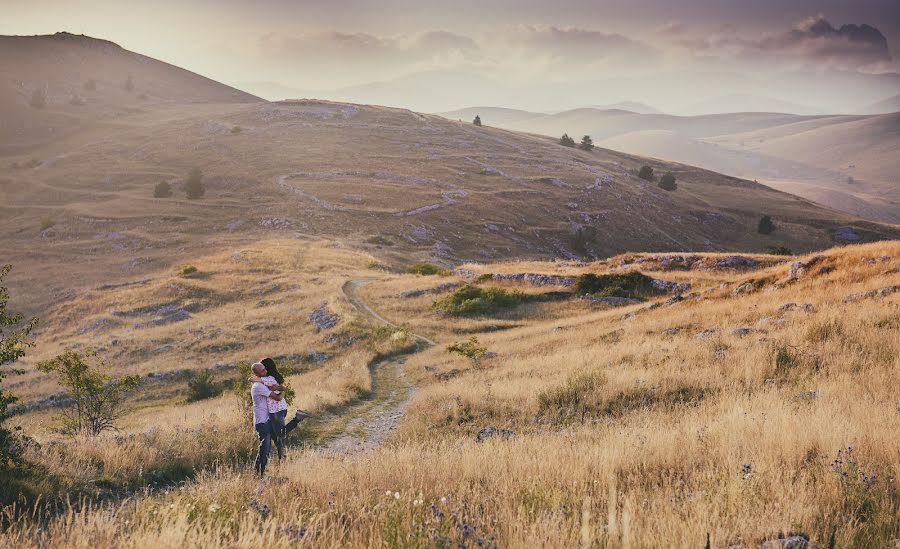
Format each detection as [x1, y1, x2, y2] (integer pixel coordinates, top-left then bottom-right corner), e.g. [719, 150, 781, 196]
[2, 240, 898, 547]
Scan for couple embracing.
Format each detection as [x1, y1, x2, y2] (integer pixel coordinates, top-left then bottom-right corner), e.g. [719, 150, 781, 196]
[249, 357, 313, 476]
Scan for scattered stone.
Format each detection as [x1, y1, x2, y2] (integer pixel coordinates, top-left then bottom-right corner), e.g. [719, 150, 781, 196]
[778, 303, 817, 313]
[134, 309, 191, 328]
[863, 255, 890, 264]
[651, 278, 692, 294]
[76, 318, 118, 334]
[453, 268, 478, 278]
[818, 266, 834, 275]
[759, 534, 809, 549]
[475, 426, 515, 443]
[832, 227, 861, 242]
[732, 282, 755, 295]
[588, 296, 642, 306]
[307, 351, 329, 363]
[309, 303, 339, 331]
[489, 273, 576, 287]
[731, 327, 754, 336]
[794, 391, 817, 402]
[146, 369, 192, 381]
[259, 218, 292, 229]
[663, 327, 681, 336]
[398, 281, 463, 298]
[665, 294, 686, 306]
[113, 300, 183, 317]
[788, 256, 823, 279]
[696, 329, 718, 338]
[843, 285, 900, 303]
[712, 256, 760, 270]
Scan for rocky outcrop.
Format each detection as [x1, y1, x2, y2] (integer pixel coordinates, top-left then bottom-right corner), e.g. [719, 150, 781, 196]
[398, 281, 463, 298]
[779, 303, 817, 313]
[309, 303, 339, 331]
[475, 426, 515, 443]
[788, 255, 824, 279]
[843, 285, 900, 303]
[587, 296, 642, 306]
[489, 273, 576, 287]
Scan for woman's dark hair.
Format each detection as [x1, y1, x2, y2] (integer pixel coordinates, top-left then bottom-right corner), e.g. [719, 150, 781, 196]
[260, 357, 284, 384]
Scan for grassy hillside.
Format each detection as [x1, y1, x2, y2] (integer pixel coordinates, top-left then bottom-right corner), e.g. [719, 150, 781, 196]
[3, 240, 898, 547]
[4, 97, 897, 319]
[0, 32, 261, 150]
[440, 107, 900, 223]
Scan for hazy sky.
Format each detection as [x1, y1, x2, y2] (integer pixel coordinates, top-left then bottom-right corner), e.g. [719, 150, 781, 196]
[3, 0, 899, 112]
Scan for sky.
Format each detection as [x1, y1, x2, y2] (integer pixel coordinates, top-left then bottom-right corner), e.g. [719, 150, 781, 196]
[3, 0, 899, 113]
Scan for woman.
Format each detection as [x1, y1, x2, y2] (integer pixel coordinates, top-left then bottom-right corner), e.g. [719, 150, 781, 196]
[250, 357, 312, 459]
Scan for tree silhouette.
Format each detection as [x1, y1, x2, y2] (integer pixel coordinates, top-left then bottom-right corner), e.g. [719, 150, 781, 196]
[579, 135, 594, 151]
[184, 168, 205, 199]
[473, 115, 482, 126]
[559, 133, 576, 147]
[658, 173, 677, 191]
[758, 215, 775, 235]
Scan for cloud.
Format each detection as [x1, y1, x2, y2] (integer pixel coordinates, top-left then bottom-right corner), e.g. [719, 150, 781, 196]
[683, 15, 891, 71]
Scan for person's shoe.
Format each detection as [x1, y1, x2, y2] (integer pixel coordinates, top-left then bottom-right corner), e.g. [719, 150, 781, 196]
[294, 409, 314, 421]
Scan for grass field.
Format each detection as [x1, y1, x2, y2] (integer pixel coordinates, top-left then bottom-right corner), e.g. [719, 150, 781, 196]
[3, 240, 898, 547]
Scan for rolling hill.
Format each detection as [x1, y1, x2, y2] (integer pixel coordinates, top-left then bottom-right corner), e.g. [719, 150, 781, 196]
[0, 32, 261, 150]
[439, 107, 900, 222]
[2, 34, 898, 318]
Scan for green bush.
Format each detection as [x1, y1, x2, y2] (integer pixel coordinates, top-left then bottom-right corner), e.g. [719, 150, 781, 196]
[473, 115, 482, 126]
[758, 215, 775, 235]
[432, 284, 525, 316]
[638, 165, 655, 181]
[1, 265, 37, 472]
[407, 262, 447, 276]
[658, 173, 677, 191]
[180, 265, 198, 277]
[579, 135, 594, 151]
[446, 336, 488, 366]
[768, 245, 793, 256]
[573, 271, 658, 299]
[231, 126, 242, 134]
[559, 133, 576, 147]
[184, 168, 205, 199]
[186, 369, 222, 402]
[154, 181, 173, 198]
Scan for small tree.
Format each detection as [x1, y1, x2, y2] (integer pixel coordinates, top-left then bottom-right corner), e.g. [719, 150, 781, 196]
[186, 369, 222, 402]
[579, 135, 594, 151]
[559, 133, 576, 147]
[658, 172, 677, 191]
[154, 181, 173, 198]
[124, 75, 134, 92]
[447, 336, 488, 368]
[184, 168, 205, 199]
[758, 215, 775, 235]
[638, 165, 655, 181]
[1, 265, 37, 469]
[767, 245, 793, 256]
[473, 115, 482, 126]
[84, 78, 96, 91]
[36, 350, 140, 436]
[29, 88, 46, 109]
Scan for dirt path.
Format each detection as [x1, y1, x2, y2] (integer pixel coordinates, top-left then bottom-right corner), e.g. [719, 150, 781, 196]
[313, 279, 432, 454]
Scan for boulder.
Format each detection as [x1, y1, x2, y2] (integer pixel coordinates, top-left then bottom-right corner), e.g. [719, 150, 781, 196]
[732, 327, 754, 336]
[732, 282, 755, 295]
[759, 535, 809, 549]
[475, 426, 515, 443]
[843, 285, 900, 303]
[778, 303, 817, 313]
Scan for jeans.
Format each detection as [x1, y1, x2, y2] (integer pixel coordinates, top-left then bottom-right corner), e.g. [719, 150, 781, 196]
[269, 410, 303, 460]
[254, 421, 272, 476]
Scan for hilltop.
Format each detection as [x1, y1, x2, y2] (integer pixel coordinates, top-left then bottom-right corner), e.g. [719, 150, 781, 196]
[0, 32, 261, 149]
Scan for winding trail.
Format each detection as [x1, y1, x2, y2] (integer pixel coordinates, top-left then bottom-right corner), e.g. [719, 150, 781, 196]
[312, 279, 432, 454]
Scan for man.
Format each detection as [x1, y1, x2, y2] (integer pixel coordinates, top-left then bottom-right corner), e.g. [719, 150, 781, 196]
[250, 361, 283, 476]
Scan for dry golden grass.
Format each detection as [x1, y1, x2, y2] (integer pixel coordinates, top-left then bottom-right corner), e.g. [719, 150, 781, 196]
[2, 241, 899, 547]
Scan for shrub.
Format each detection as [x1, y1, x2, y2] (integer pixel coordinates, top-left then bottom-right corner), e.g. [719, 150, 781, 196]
[39, 218, 55, 231]
[579, 135, 594, 151]
[407, 262, 447, 276]
[758, 215, 775, 235]
[180, 265, 198, 277]
[638, 165, 655, 181]
[186, 369, 223, 402]
[473, 115, 482, 126]
[153, 181, 173, 198]
[658, 173, 677, 191]
[446, 336, 488, 366]
[36, 349, 141, 436]
[768, 245, 793, 256]
[432, 284, 525, 316]
[184, 168, 205, 199]
[69, 94, 85, 106]
[29, 88, 46, 109]
[84, 78, 96, 91]
[231, 126, 242, 134]
[0, 265, 37, 470]
[573, 271, 658, 299]
[559, 133, 576, 147]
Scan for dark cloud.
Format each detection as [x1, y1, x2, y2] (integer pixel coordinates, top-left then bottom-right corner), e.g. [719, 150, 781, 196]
[684, 15, 892, 70]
